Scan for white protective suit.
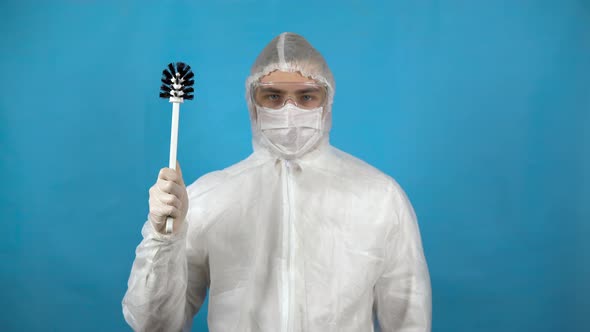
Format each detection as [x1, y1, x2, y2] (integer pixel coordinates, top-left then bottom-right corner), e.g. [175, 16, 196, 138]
[122, 32, 432, 332]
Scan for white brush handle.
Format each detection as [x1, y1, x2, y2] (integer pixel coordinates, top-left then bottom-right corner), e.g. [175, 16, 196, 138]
[165, 102, 180, 234]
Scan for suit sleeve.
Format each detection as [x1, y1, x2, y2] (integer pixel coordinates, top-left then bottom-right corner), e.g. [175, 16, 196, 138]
[374, 186, 432, 332]
[122, 206, 209, 332]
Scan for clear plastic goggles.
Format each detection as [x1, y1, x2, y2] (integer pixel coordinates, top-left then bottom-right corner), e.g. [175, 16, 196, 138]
[252, 82, 328, 110]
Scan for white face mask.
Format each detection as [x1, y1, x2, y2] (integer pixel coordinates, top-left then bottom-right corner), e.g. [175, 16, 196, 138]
[256, 103, 323, 158]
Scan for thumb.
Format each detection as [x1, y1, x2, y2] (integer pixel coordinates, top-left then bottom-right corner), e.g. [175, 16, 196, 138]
[176, 160, 184, 183]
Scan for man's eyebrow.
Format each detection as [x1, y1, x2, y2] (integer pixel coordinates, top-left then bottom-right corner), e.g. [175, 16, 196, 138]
[259, 87, 284, 93]
[295, 88, 322, 94]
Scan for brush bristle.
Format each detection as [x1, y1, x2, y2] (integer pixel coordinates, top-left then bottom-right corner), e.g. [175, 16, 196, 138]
[177, 62, 186, 74]
[183, 71, 194, 81]
[167, 63, 176, 75]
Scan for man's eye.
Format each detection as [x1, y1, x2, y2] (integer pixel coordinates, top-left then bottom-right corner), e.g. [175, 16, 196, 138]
[302, 95, 314, 101]
[266, 94, 280, 101]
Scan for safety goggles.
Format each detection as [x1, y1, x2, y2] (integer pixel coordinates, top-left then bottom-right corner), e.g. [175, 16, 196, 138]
[252, 82, 328, 110]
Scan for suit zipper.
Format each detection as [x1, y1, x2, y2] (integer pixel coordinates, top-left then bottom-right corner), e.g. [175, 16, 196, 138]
[281, 160, 295, 332]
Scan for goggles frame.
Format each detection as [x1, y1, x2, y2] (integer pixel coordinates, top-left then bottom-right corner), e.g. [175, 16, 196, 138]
[251, 81, 329, 110]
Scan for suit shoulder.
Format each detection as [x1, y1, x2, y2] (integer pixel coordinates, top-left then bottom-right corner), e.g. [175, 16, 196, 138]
[325, 146, 401, 191]
[186, 152, 269, 199]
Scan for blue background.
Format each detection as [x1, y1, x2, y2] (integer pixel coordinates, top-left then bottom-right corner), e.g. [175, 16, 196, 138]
[1, 1, 588, 331]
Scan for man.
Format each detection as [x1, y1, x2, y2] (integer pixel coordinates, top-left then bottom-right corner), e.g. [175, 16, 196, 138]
[123, 32, 432, 332]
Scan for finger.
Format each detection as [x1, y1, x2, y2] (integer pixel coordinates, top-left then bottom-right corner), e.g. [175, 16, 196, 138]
[149, 195, 168, 213]
[155, 192, 182, 210]
[176, 161, 185, 185]
[151, 203, 179, 219]
[156, 179, 184, 198]
[160, 205, 180, 219]
[159, 168, 180, 184]
[149, 204, 167, 220]
[148, 213, 164, 225]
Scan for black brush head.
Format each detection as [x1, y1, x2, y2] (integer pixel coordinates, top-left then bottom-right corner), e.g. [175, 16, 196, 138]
[160, 62, 195, 100]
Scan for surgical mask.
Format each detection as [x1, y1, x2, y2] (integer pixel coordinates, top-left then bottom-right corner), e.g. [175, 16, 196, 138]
[256, 103, 323, 158]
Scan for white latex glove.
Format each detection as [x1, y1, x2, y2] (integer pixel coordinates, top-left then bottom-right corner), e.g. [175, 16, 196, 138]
[148, 161, 188, 234]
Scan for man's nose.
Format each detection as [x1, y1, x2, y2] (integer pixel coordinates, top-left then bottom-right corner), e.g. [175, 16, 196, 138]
[284, 96, 296, 106]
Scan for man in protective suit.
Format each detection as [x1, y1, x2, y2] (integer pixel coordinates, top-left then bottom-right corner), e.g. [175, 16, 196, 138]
[123, 32, 432, 332]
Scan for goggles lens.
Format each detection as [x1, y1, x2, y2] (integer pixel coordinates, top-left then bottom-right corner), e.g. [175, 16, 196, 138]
[253, 82, 327, 110]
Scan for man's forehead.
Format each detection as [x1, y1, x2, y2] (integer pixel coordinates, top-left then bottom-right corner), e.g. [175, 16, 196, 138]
[259, 70, 316, 83]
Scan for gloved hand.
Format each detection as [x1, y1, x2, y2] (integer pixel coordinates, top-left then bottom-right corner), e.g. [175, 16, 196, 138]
[148, 161, 189, 234]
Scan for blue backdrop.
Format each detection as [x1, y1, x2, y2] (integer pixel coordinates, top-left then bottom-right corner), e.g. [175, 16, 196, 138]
[1, 1, 588, 331]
